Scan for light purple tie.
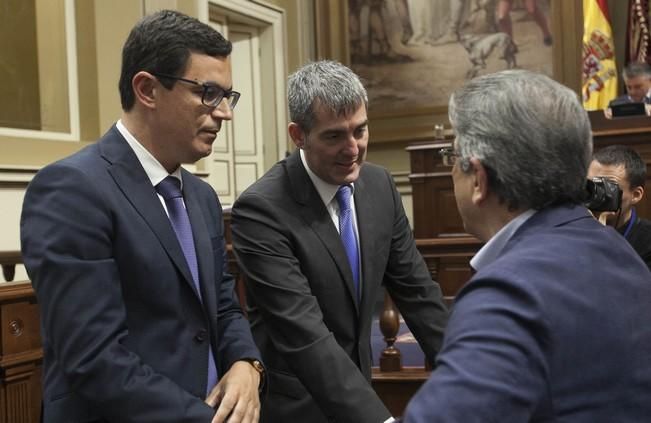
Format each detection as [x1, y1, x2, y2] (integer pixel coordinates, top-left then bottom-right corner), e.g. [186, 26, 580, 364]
[156, 176, 218, 395]
[336, 185, 360, 302]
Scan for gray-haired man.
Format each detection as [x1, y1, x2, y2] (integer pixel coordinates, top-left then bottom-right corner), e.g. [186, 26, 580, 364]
[232, 60, 448, 423]
[403, 70, 651, 422]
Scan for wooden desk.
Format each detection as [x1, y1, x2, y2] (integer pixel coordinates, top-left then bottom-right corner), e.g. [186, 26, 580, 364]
[589, 111, 651, 146]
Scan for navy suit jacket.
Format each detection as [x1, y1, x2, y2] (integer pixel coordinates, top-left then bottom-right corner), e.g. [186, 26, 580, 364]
[403, 204, 651, 422]
[231, 151, 448, 423]
[20, 126, 261, 423]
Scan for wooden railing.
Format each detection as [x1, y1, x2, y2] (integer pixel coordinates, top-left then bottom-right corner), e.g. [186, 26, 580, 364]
[0, 252, 42, 423]
[370, 237, 480, 416]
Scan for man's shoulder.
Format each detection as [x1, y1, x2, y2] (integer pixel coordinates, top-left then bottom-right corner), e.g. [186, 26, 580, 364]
[34, 143, 102, 182]
[357, 162, 392, 191]
[484, 209, 609, 275]
[243, 160, 287, 194]
[360, 161, 389, 177]
[39, 126, 123, 175]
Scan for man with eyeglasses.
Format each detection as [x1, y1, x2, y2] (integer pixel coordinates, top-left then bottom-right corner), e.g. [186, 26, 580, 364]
[21, 10, 262, 423]
[402, 70, 651, 422]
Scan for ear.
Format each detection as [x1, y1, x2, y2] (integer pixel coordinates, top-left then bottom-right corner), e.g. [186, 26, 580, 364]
[288, 123, 306, 149]
[132, 71, 158, 109]
[631, 185, 644, 206]
[470, 158, 489, 206]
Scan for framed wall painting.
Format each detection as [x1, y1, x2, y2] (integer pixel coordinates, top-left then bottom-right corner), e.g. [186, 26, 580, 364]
[315, 0, 582, 142]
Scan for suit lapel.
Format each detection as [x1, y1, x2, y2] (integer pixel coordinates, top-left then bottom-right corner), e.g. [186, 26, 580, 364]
[100, 127, 199, 298]
[286, 152, 360, 314]
[183, 175, 218, 318]
[351, 172, 377, 321]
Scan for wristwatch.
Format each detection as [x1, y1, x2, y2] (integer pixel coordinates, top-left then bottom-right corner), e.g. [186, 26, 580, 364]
[248, 359, 265, 375]
[244, 359, 265, 391]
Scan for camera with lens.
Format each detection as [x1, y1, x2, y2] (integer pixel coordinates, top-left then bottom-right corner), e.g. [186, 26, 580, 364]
[584, 177, 622, 212]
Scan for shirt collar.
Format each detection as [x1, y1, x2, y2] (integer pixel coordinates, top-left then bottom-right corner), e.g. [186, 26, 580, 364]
[299, 148, 355, 207]
[116, 119, 183, 187]
[470, 209, 537, 271]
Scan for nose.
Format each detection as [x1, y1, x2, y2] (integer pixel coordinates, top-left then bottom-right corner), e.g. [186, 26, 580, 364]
[343, 134, 360, 156]
[210, 98, 233, 121]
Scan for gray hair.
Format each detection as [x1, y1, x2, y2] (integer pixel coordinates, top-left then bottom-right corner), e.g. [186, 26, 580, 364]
[287, 60, 368, 132]
[623, 62, 651, 80]
[449, 70, 592, 211]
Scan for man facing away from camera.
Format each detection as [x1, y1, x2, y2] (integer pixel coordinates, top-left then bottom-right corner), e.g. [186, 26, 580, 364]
[402, 70, 651, 422]
[21, 10, 263, 423]
[588, 145, 651, 270]
[231, 60, 448, 423]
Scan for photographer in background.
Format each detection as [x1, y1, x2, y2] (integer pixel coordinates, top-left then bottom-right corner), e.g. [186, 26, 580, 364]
[588, 145, 651, 270]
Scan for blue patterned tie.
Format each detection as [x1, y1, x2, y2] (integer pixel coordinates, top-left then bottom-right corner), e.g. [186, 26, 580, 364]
[156, 176, 218, 394]
[336, 185, 360, 301]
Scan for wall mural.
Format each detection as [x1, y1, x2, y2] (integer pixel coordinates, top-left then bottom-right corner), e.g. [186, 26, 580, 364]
[348, 0, 554, 114]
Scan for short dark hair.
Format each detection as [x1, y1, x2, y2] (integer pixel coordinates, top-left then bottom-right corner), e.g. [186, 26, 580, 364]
[119, 10, 232, 111]
[593, 145, 647, 189]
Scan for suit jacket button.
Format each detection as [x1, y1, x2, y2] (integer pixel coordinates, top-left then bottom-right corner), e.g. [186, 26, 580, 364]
[195, 329, 207, 343]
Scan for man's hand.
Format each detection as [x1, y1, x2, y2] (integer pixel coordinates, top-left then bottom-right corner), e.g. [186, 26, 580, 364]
[205, 360, 261, 423]
[596, 211, 613, 226]
[587, 208, 615, 226]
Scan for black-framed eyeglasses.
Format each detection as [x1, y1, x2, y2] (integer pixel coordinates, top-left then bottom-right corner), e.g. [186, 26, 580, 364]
[151, 72, 241, 110]
[439, 147, 461, 167]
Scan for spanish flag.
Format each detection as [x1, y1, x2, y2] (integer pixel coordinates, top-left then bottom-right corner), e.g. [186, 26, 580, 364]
[582, 0, 618, 110]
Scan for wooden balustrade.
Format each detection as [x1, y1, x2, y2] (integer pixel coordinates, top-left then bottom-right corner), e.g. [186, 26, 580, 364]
[378, 291, 401, 372]
[0, 252, 21, 283]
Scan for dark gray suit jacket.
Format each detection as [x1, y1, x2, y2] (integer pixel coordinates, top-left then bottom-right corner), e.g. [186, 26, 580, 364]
[21, 126, 261, 423]
[231, 151, 448, 423]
